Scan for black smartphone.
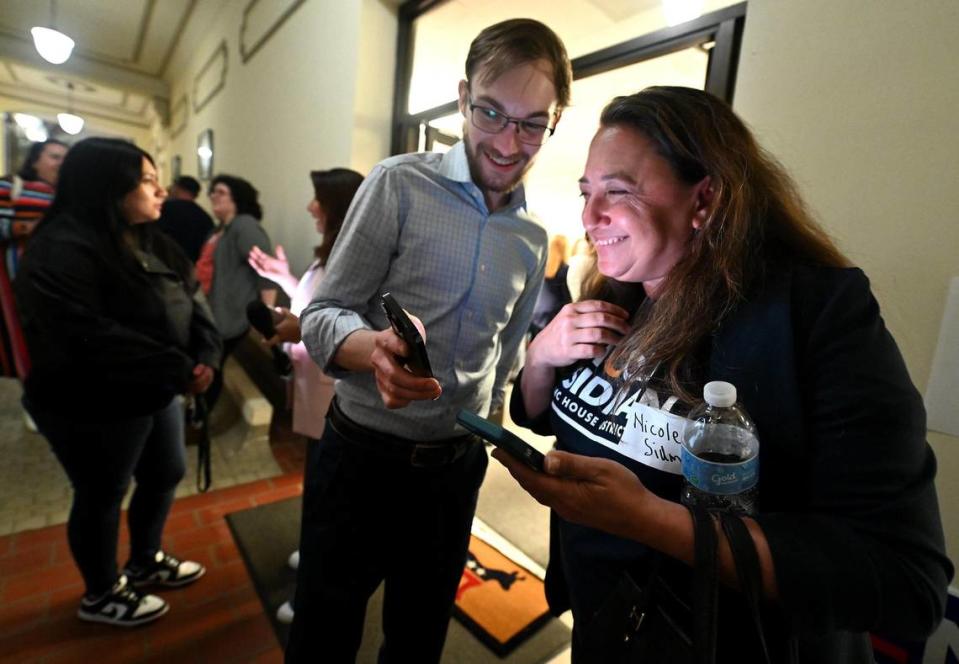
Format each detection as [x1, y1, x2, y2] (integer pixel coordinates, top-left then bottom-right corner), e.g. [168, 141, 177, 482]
[456, 409, 545, 472]
[380, 292, 433, 378]
[246, 300, 277, 338]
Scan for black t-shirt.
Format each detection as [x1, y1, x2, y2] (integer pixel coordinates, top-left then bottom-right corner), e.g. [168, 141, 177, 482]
[156, 199, 214, 262]
[547, 346, 693, 623]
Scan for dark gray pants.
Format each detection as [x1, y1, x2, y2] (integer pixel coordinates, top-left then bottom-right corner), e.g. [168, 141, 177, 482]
[29, 398, 186, 596]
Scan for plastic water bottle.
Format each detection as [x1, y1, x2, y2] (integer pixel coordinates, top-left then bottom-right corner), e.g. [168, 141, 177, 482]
[681, 381, 759, 515]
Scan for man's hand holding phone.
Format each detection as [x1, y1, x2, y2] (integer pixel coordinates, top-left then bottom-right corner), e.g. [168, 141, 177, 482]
[370, 294, 441, 409]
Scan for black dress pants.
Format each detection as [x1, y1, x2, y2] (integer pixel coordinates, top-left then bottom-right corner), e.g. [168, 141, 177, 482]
[286, 420, 488, 664]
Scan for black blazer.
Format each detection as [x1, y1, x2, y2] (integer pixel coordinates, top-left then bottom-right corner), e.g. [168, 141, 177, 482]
[513, 261, 951, 661]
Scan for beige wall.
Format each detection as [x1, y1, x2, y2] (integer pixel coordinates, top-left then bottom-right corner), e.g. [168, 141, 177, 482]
[734, 0, 959, 566]
[159, 0, 396, 277]
[351, 0, 398, 174]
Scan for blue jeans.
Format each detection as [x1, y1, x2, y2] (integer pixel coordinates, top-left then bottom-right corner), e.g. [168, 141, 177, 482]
[28, 397, 186, 596]
[286, 420, 488, 664]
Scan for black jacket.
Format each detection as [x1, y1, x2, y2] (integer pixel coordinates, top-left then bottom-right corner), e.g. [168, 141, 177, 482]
[15, 213, 222, 418]
[512, 262, 952, 662]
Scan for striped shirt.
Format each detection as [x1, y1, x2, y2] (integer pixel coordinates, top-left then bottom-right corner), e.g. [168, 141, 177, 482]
[300, 142, 548, 441]
[0, 177, 55, 278]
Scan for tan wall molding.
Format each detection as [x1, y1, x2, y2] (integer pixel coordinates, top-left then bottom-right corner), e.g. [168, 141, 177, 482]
[239, 0, 307, 65]
[192, 40, 227, 114]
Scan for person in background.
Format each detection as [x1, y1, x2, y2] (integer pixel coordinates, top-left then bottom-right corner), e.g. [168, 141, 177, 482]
[497, 87, 952, 662]
[529, 233, 571, 337]
[288, 18, 572, 664]
[156, 175, 214, 262]
[247, 167, 364, 625]
[0, 138, 68, 378]
[15, 137, 221, 627]
[197, 174, 274, 408]
[565, 234, 593, 302]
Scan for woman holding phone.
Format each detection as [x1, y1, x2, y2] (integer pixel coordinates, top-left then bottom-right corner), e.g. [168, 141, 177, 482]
[498, 87, 951, 661]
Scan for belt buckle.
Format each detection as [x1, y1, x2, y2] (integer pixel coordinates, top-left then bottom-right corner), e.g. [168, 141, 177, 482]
[410, 444, 450, 468]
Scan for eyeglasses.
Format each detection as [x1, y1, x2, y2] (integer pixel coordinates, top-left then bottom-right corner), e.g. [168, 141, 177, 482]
[467, 96, 555, 146]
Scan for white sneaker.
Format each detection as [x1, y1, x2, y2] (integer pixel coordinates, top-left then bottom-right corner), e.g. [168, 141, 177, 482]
[77, 575, 169, 627]
[287, 550, 299, 570]
[276, 600, 294, 624]
[124, 550, 205, 588]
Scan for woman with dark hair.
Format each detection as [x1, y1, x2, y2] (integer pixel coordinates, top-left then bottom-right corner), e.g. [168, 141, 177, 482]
[248, 168, 363, 438]
[15, 137, 222, 627]
[16, 139, 69, 182]
[247, 167, 363, 622]
[0, 138, 68, 378]
[497, 87, 951, 661]
[195, 173, 274, 407]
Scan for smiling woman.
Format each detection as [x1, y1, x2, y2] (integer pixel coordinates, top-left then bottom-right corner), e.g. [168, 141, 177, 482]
[503, 87, 952, 663]
[579, 125, 710, 295]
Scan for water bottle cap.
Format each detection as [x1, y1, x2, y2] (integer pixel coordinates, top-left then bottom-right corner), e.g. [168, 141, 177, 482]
[703, 381, 736, 407]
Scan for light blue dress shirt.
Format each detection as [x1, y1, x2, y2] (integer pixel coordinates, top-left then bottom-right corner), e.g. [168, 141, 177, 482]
[300, 141, 548, 440]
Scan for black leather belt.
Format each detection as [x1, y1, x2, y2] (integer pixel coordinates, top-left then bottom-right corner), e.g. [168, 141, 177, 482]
[328, 399, 477, 468]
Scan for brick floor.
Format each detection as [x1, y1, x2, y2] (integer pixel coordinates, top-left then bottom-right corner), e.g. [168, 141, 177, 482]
[0, 437, 306, 664]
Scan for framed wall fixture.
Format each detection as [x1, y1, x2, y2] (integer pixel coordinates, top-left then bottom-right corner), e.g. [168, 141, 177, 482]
[170, 96, 188, 139]
[239, 0, 307, 64]
[196, 129, 213, 180]
[171, 155, 182, 181]
[192, 41, 228, 114]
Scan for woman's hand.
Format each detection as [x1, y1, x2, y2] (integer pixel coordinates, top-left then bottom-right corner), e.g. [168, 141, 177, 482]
[525, 300, 631, 371]
[493, 448, 654, 542]
[188, 363, 214, 394]
[495, 447, 780, 597]
[248, 245, 298, 297]
[248, 244, 290, 280]
[263, 307, 301, 345]
[369, 313, 441, 408]
[520, 300, 631, 417]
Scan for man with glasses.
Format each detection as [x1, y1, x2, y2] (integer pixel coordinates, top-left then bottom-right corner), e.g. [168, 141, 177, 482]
[288, 18, 571, 664]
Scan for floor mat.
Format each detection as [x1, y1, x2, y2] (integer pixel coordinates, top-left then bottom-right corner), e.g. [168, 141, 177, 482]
[226, 497, 570, 662]
[455, 533, 555, 656]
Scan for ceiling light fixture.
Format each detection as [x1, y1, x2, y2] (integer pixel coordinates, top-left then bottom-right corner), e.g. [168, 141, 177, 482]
[57, 112, 83, 135]
[13, 113, 44, 131]
[14, 113, 49, 141]
[25, 125, 49, 143]
[31, 1, 75, 65]
[57, 81, 84, 135]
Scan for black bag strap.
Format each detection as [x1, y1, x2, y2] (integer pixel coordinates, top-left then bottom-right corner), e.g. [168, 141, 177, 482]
[718, 512, 772, 664]
[688, 505, 719, 664]
[189, 394, 213, 492]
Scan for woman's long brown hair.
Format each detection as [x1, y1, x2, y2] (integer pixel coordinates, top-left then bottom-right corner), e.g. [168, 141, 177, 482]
[590, 87, 850, 402]
[311, 168, 364, 266]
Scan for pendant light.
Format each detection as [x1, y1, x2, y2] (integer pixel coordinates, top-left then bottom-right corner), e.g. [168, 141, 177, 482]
[57, 81, 84, 135]
[31, 0, 75, 65]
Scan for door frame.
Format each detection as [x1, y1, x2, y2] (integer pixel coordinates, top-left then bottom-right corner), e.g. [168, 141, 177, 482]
[390, 2, 747, 154]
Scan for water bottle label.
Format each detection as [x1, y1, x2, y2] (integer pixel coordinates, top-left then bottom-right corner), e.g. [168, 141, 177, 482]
[681, 446, 758, 495]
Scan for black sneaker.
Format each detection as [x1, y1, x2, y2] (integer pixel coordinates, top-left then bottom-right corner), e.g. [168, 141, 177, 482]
[78, 575, 169, 627]
[124, 550, 206, 588]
